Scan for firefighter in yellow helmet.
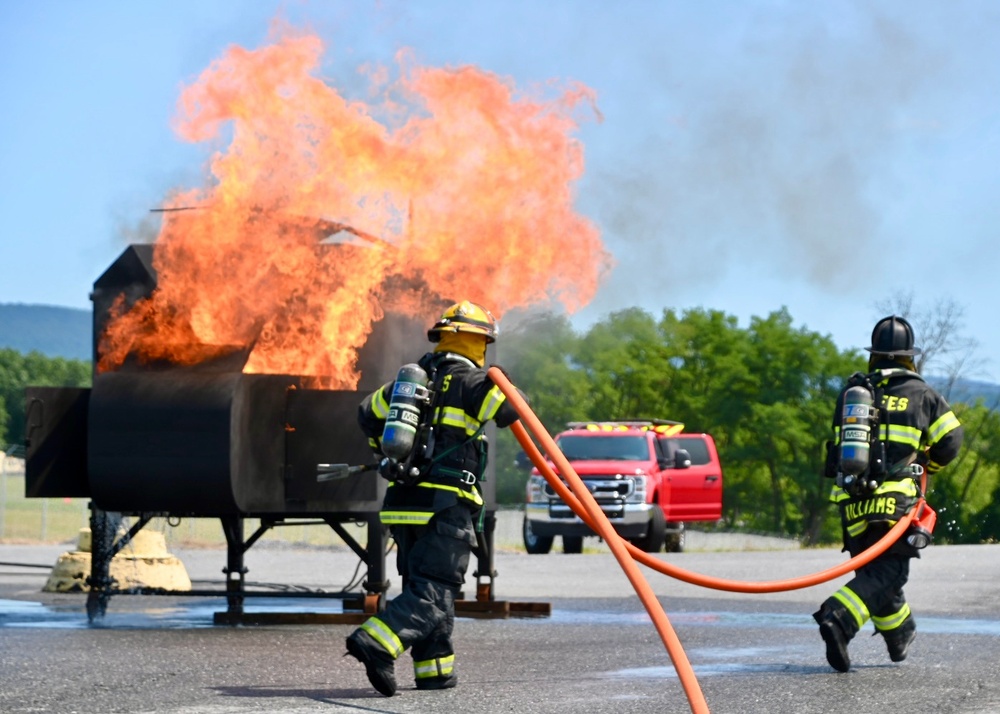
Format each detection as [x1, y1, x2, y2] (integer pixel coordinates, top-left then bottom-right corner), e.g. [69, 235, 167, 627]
[815, 316, 963, 672]
[346, 300, 521, 696]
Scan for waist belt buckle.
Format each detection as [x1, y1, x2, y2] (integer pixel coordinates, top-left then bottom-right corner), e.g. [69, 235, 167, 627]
[460, 470, 477, 486]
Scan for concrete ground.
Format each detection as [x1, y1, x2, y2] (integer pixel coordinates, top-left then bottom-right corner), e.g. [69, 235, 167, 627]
[1, 519, 998, 714]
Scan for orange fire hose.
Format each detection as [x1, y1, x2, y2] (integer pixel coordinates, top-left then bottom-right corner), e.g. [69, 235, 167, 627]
[490, 369, 709, 713]
[489, 367, 921, 714]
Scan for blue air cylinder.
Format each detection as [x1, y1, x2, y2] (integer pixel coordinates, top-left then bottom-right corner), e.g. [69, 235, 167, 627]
[381, 363, 431, 462]
[839, 385, 875, 476]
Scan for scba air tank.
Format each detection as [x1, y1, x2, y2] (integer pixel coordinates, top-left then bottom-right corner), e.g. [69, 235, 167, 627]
[381, 363, 431, 461]
[839, 384, 876, 476]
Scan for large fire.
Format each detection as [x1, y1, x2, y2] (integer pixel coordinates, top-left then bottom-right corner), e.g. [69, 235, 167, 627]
[98, 26, 611, 388]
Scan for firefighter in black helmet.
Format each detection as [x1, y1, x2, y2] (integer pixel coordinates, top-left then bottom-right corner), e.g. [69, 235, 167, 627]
[815, 315, 963, 672]
[345, 300, 521, 696]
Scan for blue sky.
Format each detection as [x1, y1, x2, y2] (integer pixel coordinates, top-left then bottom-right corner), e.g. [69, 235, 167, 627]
[1, 1, 997, 380]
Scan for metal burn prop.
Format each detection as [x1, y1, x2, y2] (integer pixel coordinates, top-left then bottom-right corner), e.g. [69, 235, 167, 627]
[24, 243, 547, 624]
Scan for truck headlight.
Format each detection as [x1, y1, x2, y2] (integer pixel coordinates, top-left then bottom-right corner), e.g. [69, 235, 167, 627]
[526, 475, 547, 503]
[625, 474, 648, 504]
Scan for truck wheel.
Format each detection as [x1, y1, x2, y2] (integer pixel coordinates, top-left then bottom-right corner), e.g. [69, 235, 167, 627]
[629, 505, 666, 553]
[665, 522, 686, 553]
[523, 516, 554, 554]
[562, 536, 584, 554]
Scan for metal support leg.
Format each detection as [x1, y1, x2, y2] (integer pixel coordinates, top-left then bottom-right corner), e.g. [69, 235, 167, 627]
[473, 510, 498, 602]
[220, 516, 247, 619]
[85, 504, 116, 622]
[363, 514, 389, 612]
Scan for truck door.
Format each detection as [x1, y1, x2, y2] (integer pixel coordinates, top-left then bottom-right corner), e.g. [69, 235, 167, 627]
[658, 435, 723, 521]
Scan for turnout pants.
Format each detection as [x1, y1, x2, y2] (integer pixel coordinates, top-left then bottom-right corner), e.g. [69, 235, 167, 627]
[364, 503, 478, 680]
[826, 523, 913, 637]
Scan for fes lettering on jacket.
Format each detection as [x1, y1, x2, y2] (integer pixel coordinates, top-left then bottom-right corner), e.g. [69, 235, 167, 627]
[881, 395, 909, 412]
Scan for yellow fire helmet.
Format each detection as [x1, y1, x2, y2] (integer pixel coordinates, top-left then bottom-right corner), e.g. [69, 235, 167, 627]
[427, 301, 498, 344]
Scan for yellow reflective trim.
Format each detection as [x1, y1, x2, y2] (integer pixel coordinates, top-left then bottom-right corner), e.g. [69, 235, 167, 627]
[872, 603, 911, 632]
[830, 485, 850, 503]
[477, 385, 507, 422]
[832, 586, 870, 628]
[436, 405, 482, 436]
[928, 411, 960, 445]
[371, 386, 391, 419]
[413, 654, 455, 679]
[360, 617, 403, 658]
[873, 479, 918, 497]
[417, 480, 484, 506]
[380, 511, 433, 526]
[879, 423, 922, 449]
[846, 520, 868, 537]
[379, 483, 484, 525]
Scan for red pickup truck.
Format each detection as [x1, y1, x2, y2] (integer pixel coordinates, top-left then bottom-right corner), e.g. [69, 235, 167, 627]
[522, 420, 723, 553]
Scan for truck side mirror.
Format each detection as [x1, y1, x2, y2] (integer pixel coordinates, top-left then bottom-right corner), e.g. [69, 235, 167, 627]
[514, 450, 534, 470]
[674, 449, 692, 469]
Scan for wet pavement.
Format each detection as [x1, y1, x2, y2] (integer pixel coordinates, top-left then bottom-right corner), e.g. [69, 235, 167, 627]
[2, 541, 999, 713]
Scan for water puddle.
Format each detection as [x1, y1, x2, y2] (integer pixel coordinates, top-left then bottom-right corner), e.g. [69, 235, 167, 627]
[0, 597, 348, 629]
[4, 598, 999, 638]
[552, 608, 1000, 636]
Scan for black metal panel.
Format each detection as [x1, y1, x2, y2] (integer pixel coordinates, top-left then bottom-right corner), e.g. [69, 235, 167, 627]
[87, 371, 297, 513]
[24, 387, 91, 497]
[284, 389, 385, 513]
[90, 243, 156, 365]
[229, 374, 301, 512]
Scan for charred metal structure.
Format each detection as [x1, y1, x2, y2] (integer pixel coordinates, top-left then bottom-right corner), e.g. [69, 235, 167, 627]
[24, 244, 525, 623]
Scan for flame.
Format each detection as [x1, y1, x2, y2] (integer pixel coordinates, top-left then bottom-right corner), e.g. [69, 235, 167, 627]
[98, 25, 611, 388]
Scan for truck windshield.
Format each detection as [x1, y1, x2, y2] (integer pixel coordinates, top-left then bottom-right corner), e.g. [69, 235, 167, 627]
[556, 435, 650, 461]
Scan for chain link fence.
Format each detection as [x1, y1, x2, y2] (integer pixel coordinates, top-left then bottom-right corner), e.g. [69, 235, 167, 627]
[0, 446, 373, 548]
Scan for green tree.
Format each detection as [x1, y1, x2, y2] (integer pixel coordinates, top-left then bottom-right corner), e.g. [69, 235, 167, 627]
[492, 312, 585, 504]
[728, 310, 861, 540]
[0, 394, 8, 447]
[929, 399, 1000, 543]
[0, 348, 91, 446]
[573, 308, 671, 421]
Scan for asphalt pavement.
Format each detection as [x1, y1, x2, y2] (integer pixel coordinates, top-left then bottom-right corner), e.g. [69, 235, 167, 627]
[1, 537, 999, 714]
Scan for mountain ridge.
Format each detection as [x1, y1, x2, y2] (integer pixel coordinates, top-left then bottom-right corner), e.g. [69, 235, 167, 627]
[0, 303, 90, 360]
[2, 304, 998, 407]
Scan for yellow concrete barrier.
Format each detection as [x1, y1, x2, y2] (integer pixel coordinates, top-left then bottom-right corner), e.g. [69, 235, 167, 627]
[43, 528, 192, 593]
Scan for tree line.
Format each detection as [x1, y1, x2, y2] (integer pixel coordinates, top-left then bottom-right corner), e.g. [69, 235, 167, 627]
[491, 306, 1000, 545]
[2, 305, 997, 545]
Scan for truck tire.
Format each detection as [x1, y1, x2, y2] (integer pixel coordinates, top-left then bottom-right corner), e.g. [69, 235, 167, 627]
[629, 504, 666, 553]
[523, 515, 554, 554]
[562, 535, 584, 554]
[665, 522, 686, 553]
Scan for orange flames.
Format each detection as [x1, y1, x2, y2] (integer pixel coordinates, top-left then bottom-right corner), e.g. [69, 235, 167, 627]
[98, 26, 611, 388]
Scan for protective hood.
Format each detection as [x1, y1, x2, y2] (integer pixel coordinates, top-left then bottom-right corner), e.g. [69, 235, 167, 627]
[433, 331, 487, 367]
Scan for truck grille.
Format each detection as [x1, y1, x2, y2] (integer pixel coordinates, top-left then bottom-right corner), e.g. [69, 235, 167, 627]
[544, 477, 633, 502]
[545, 476, 636, 519]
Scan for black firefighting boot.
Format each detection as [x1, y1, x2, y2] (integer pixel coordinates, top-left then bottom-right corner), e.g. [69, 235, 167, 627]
[880, 616, 917, 663]
[415, 673, 458, 690]
[345, 630, 397, 696]
[813, 601, 855, 673]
